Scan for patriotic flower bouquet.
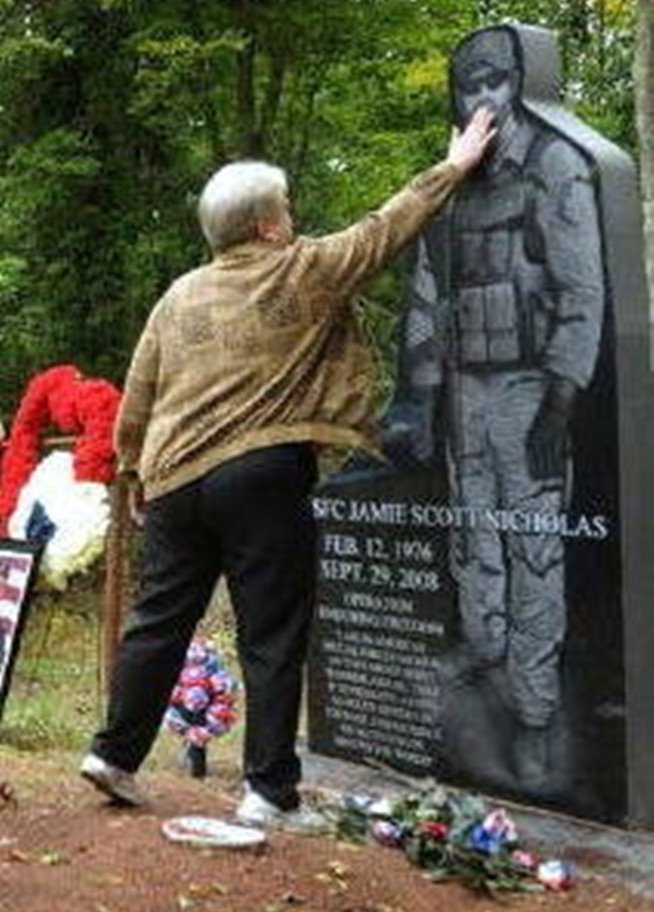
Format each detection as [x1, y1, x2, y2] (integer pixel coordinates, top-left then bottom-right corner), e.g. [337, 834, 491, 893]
[164, 638, 239, 777]
[333, 788, 574, 894]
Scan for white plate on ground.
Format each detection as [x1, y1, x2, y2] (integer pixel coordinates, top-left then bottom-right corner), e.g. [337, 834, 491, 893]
[162, 815, 266, 848]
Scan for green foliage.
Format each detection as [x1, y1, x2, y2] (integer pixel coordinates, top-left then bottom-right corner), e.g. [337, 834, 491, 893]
[0, 0, 637, 421]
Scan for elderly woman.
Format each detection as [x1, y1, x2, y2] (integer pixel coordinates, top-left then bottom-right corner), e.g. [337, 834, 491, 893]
[81, 109, 494, 830]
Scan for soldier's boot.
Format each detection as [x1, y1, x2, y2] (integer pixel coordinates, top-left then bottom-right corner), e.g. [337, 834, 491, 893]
[513, 724, 550, 794]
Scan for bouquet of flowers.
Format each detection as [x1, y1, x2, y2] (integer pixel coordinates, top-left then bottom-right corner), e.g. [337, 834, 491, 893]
[164, 638, 239, 777]
[332, 788, 573, 895]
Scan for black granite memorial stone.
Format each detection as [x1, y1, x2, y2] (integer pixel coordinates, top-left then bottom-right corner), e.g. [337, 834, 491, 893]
[308, 23, 654, 827]
[309, 470, 457, 777]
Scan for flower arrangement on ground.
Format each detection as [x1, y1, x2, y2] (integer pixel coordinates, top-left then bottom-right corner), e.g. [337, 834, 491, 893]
[164, 638, 239, 777]
[332, 787, 573, 895]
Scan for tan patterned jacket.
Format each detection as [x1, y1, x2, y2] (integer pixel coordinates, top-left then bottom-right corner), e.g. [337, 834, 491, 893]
[115, 161, 462, 501]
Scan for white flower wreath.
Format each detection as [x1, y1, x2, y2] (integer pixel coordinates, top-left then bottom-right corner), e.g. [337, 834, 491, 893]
[8, 450, 110, 590]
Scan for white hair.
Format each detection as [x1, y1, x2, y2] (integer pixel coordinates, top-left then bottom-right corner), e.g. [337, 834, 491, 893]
[198, 161, 289, 252]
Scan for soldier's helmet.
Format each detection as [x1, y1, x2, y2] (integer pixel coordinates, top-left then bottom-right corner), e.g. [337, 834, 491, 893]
[453, 27, 519, 83]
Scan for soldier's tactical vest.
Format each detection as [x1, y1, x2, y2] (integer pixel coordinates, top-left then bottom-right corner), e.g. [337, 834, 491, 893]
[431, 132, 554, 371]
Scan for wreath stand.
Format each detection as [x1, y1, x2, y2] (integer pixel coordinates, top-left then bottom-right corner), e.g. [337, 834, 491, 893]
[103, 475, 131, 688]
[37, 435, 132, 692]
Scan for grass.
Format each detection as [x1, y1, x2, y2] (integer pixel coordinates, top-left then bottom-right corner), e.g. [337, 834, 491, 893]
[0, 574, 243, 781]
[1, 586, 103, 751]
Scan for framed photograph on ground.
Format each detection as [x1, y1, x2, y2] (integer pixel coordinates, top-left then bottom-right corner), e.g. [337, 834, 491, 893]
[0, 538, 41, 720]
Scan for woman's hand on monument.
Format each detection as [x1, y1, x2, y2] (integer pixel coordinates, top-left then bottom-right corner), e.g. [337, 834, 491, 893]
[447, 107, 496, 174]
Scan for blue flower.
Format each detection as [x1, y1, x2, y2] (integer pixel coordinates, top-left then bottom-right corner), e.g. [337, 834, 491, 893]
[469, 823, 503, 856]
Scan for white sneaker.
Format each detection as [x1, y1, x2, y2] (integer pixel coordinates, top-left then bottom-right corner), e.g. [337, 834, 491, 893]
[235, 788, 330, 835]
[80, 753, 145, 807]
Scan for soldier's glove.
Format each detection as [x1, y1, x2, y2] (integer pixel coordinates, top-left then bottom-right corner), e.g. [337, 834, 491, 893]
[526, 377, 577, 480]
[380, 387, 445, 471]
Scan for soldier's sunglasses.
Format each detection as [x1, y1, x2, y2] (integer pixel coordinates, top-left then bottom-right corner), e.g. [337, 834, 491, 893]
[459, 70, 509, 94]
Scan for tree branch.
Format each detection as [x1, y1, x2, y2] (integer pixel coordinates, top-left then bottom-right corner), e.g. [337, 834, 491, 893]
[257, 50, 286, 155]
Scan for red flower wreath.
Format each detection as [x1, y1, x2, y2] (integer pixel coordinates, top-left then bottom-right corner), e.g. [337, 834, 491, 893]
[0, 365, 122, 534]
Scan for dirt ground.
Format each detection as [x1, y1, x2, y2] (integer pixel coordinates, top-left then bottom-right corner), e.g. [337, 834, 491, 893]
[1, 751, 653, 912]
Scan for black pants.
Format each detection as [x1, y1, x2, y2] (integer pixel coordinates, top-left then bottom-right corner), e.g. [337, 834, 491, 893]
[92, 443, 317, 810]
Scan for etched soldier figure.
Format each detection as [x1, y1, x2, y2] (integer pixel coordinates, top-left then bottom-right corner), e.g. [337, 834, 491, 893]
[384, 25, 605, 792]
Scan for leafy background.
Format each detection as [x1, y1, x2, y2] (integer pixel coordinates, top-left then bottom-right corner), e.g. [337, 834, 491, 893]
[0, 0, 636, 420]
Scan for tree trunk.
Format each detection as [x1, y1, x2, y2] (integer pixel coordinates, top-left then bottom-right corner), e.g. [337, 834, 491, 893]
[258, 52, 286, 153]
[184, 0, 227, 163]
[635, 0, 654, 330]
[232, 0, 261, 157]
